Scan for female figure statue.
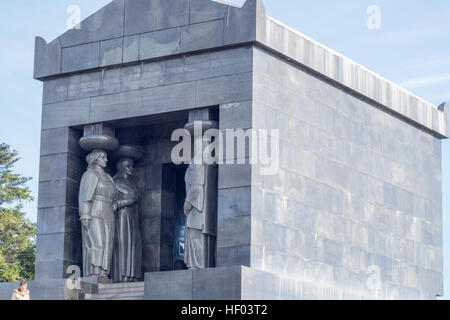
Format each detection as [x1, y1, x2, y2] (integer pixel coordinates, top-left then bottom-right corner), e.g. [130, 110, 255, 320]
[112, 158, 142, 282]
[183, 122, 218, 269]
[79, 150, 117, 278]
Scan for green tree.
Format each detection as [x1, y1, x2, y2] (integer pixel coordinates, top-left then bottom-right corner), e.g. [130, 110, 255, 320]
[0, 143, 36, 282]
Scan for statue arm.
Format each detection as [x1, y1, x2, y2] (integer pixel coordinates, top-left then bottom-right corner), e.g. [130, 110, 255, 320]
[115, 180, 138, 209]
[117, 198, 136, 209]
[79, 202, 93, 221]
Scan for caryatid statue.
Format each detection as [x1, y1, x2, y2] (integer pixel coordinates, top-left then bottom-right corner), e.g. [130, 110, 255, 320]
[111, 146, 144, 283]
[78, 124, 119, 278]
[183, 120, 218, 269]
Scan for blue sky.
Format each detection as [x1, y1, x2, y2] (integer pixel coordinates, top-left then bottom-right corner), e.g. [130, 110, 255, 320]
[0, 0, 448, 298]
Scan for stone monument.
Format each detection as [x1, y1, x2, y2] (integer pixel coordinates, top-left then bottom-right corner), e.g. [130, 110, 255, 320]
[183, 119, 218, 269]
[112, 146, 144, 282]
[0, 0, 448, 300]
[78, 124, 118, 280]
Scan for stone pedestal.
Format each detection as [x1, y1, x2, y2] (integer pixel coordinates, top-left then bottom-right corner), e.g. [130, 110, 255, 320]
[144, 266, 293, 300]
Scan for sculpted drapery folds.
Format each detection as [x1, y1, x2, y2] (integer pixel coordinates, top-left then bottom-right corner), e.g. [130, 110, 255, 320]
[112, 158, 143, 282]
[183, 121, 218, 269]
[79, 150, 117, 278]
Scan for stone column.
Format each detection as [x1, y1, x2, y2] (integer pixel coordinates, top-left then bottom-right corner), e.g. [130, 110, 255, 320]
[78, 123, 119, 280]
[183, 108, 219, 269]
[216, 102, 252, 267]
[35, 127, 84, 280]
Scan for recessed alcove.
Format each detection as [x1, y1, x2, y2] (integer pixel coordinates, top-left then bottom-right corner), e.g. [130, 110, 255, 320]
[69, 107, 222, 276]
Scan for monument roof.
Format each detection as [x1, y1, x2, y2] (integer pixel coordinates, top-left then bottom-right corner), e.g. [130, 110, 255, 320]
[34, 0, 448, 138]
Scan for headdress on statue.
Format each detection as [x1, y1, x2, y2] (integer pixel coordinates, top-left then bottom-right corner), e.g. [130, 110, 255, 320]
[184, 120, 219, 136]
[113, 145, 144, 161]
[86, 150, 106, 168]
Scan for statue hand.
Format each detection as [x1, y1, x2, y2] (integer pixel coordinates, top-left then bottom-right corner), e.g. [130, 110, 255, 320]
[113, 201, 118, 211]
[184, 201, 193, 216]
[81, 219, 91, 230]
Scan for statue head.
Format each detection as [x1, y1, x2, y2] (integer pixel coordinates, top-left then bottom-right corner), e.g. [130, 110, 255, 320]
[86, 150, 108, 168]
[116, 158, 134, 176]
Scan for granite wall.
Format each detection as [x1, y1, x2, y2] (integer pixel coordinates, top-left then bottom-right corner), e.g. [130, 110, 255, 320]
[250, 47, 443, 299]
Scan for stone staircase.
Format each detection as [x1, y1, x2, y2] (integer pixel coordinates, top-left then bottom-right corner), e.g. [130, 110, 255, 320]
[84, 282, 145, 300]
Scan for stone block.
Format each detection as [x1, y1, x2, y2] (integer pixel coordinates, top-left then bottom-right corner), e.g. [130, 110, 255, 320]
[42, 98, 90, 130]
[123, 35, 139, 63]
[196, 72, 252, 107]
[39, 152, 84, 182]
[34, 37, 61, 79]
[145, 267, 296, 300]
[124, 0, 189, 36]
[217, 245, 251, 267]
[31, 279, 70, 300]
[61, 42, 100, 73]
[190, 46, 252, 77]
[160, 216, 174, 245]
[287, 201, 315, 234]
[217, 187, 251, 218]
[43, 77, 68, 104]
[142, 244, 160, 273]
[40, 127, 82, 156]
[140, 28, 180, 60]
[90, 81, 196, 122]
[140, 216, 162, 245]
[37, 206, 80, 235]
[188, 107, 216, 122]
[34, 258, 79, 280]
[285, 227, 302, 258]
[224, 0, 265, 45]
[0, 282, 18, 300]
[189, 0, 228, 24]
[39, 153, 69, 182]
[217, 215, 251, 248]
[100, 38, 123, 66]
[219, 101, 252, 130]
[145, 269, 193, 300]
[218, 163, 251, 189]
[241, 267, 280, 300]
[159, 244, 174, 271]
[35, 232, 81, 264]
[262, 248, 287, 275]
[262, 221, 286, 253]
[181, 19, 224, 52]
[220, 129, 254, 163]
[59, 0, 125, 48]
[193, 266, 241, 300]
[67, 72, 101, 100]
[304, 178, 333, 213]
[37, 178, 79, 209]
[322, 239, 343, 268]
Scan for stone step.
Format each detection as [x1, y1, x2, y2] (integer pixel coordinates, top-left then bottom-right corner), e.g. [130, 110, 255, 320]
[98, 282, 145, 289]
[88, 296, 145, 300]
[85, 291, 145, 300]
[83, 281, 146, 300]
[98, 287, 145, 294]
